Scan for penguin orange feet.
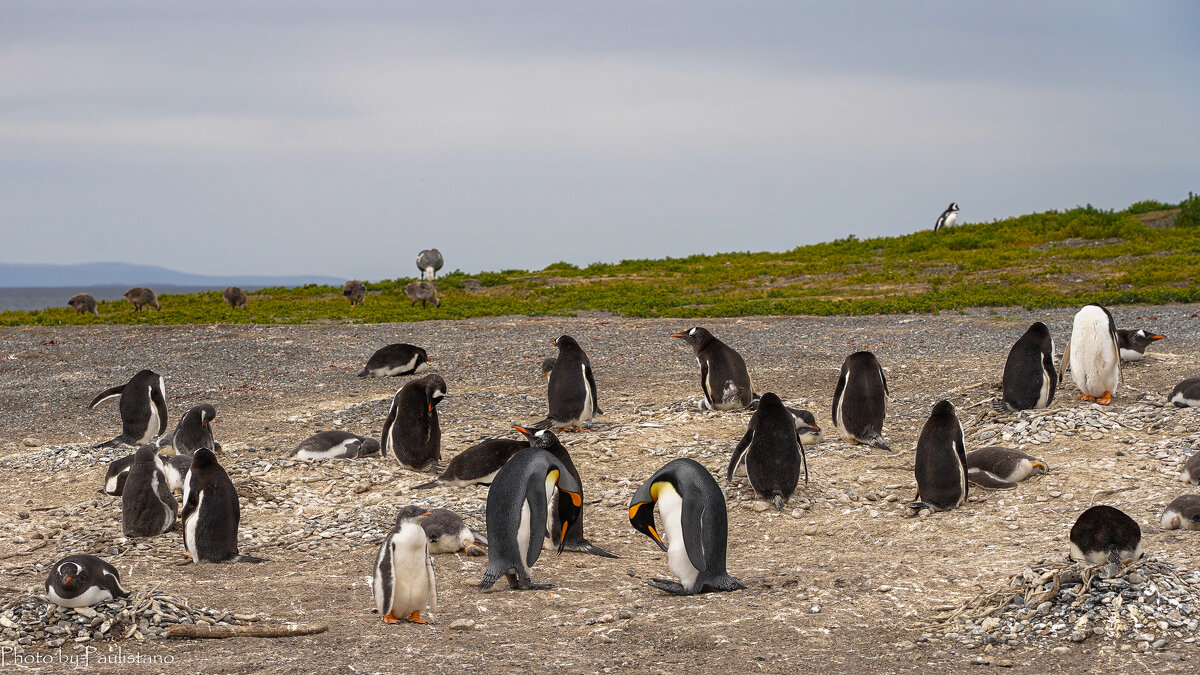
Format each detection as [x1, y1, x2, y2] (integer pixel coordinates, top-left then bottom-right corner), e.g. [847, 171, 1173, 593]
[1097, 392, 1112, 405]
[1078, 393, 1096, 401]
[406, 610, 427, 624]
[383, 613, 403, 624]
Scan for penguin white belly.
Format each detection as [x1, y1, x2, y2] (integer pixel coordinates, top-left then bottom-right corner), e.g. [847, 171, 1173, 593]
[1070, 313, 1119, 396]
[579, 364, 594, 423]
[296, 439, 357, 460]
[380, 354, 424, 377]
[834, 381, 851, 441]
[1172, 392, 1200, 408]
[48, 585, 113, 608]
[517, 500, 533, 575]
[943, 213, 957, 229]
[390, 527, 433, 614]
[140, 386, 160, 444]
[656, 486, 700, 590]
[1119, 348, 1144, 362]
[1036, 366, 1053, 408]
[161, 464, 184, 492]
[184, 492, 203, 562]
[954, 436, 967, 506]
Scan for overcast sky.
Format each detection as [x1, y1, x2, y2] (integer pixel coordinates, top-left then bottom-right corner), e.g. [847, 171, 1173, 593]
[2, 2, 1198, 281]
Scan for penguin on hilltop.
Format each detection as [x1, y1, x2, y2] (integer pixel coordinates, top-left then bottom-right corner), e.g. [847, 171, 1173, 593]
[1161, 495, 1200, 531]
[535, 336, 601, 431]
[832, 351, 891, 451]
[1117, 329, 1165, 362]
[671, 327, 755, 411]
[478, 448, 582, 591]
[934, 202, 959, 231]
[514, 426, 616, 558]
[411, 438, 528, 489]
[421, 509, 488, 556]
[381, 374, 446, 470]
[358, 343, 431, 378]
[965, 447, 1048, 490]
[1060, 303, 1120, 405]
[726, 392, 808, 510]
[629, 458, 744, 595]
[104, 451, 190, 495]
[1179, 452, 1200, 484]
[1069, 505, 1142, 563]
[289, 430, 380, 460]
[373, 505, 437, 623]
[1168, 378, 1200, 408]
[45, 554, 130, 608]
[181, 448, 267, 563]
[1001, 322, 1056, 410]
[911, 401, 968, 513]
[89, 370, 168, 448]
[155, 403, 216, 456]
[121, 445, 177, 537]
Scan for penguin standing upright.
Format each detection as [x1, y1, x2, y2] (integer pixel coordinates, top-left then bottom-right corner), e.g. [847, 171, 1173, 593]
[1116, 329, 1166, 362]
[478, 448, 582, 591]
[537, 336, 601, 431]
[373, 505, 437, 623]
[180, 448, 266, 563]
[381, 374, 446, 469]
[421, 509, 488, 556]
[45, 554, 130, 608]
[513, 426, 616, 558]
[911, 401, 968, 512]
[1069, 505, 1142, 563]
[358, 344, 431, 378]
[289, 430, 380, 460]
[412, 438, 529, 489]
[671, 327, 755, 411]
[1001, 322, 1056, 410]
[832, 351, 891, 451]
[121, 445, 177, 537]
[725, 392, 807, 510]
[89, 370, 168, 447]
[629, 458, 744, 595]
[934, 202, 959, 231]
[156, 403, 216, 456]
[1060, 303, 1120, 404]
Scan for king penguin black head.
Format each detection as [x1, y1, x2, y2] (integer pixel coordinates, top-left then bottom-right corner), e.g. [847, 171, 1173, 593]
[628, 481, 668, 553]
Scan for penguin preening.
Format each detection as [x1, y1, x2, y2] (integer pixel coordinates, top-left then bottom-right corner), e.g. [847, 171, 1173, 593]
[155, 403, 216, 456]
[180, 448, 267, 563]
[671, 327, 755, 411]
[535, 335, 601, 431]
[1116, 329, 1165, 362]
[934, 203, 959, 231]
[514, 426, 616, 558]
[1179, 452, 1200, 484]
[411, 438, 528, 489]
[1160, 495, 1200, 531]
[89, 370, 168, 448]
[832, 351, 891, 451]
[374, 505, 437, 623]
[1001, 322, 1056, 410]
[45, 554, 130, 608]
[478, 448, 583, 591]
[416, 249, 444, 280]
[121, 445, 177, 537]
[965, 447, 1048, 490]
[358, 343, 431, 377]
[911, 400, 968, 512]
[1060, 303, 1120, 405]
[629, 458, 744, 595]
[1168, 378, 1200, 408]
[381, 374, 446, 470]
[1069, 505, 1142, 564]
[421, 509, 487, 556]
[289, 430, 381, 460]
[726, 392, 808, 511]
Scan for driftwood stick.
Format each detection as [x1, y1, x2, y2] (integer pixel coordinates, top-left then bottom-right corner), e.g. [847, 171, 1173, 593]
[167, 623, 328, 639]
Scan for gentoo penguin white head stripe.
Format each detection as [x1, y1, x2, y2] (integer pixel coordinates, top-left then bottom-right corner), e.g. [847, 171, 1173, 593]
[1001, 321, 1056, 410]
[45, 554, 130, 608]
[671, 327, 755, 411]
[121, 444, 176, 537]
[289, 430, 381, 460]
[832, 351, 890, 451]
[358, 343, 431, 378]
[965, 447, 1048, 490]
[1069, 505, 1142, 564]
[381, 374, 446, 469]
[1161, 494, 1200, 530]
[911, 400, 968, 512]
[374, 505, 437, 623]
[726, 392, 807, 511]
[1060, 303, 1120, 404]
[934, 202, 959, 231]
[629, 458, 744, 595]
[180, 448, 266, 563]
[89, 370, 168, 448]
[1116, 328, 1165, 362]
[536, 335, 601, 431]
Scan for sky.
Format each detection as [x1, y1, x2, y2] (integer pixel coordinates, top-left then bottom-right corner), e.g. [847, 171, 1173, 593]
[2, 1, 1198, 281]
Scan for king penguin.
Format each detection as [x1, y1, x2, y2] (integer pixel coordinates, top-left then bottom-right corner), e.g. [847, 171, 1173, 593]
[180, 448, 267, 563]
[1116, 329, 1165, 362]
[1069, 505, 1142, 563]
[671, 327, 755, 411]
[629, 458, 744, 595]
[911, 400, 968, 512]
[536, 336, 601, 431]
[121, 444, 177, 537]
[1001, 322, 1056, 410]
[155, 403, 216, 456]
[89, 370, 168, 448]
[478, 447, 582, 591]
[45, 554, 130, 608]
[965, 447, 1048, 489]
[832, 351, 891, 451]
[934, 202, 959, 231]
[1060, 303, 1120, 404]
[381, 374, 446, 469]
[358, 343, 431, 378]
[412, 438, 529, 489]
[726, 392, 807, 510]
[373, 505, 437, 623]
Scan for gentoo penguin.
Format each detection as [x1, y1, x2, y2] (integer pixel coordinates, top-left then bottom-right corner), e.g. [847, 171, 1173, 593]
[1180, 452, 1200, 484]
[343, 280, 366, 305]
[514, 426, 616, 558]
[222, 286, 248, 309]
[478, 447, 582, 591]
[726, 392, 807, 510]
[373, 505, 437, 623]
[832, 351, 891, 451]
[124, 286, 160, 311]
[416, 248, 444, 280]
[934, 202, 959, 231]
[1116, 329, 1165, 362]
[536, 335, 601, 431]
[965, 447, 1048, 489]
[289, 430, 381, 460]
[180, 448, 266, 563]
[358, 343, 431, 377]
[155, 403, 216, 456]
[67, 293, 99, 316]
[381, 374, 446, 470]
[1060, 303, 1120, 404]
[540, 357, 556, 379]
[788, 407, 824, 448]
[1168, 378, 1200, 407]
[671, 327, 755, 411]
[629, 458, 744, 595]
[411, 438, 528, 489]
[89, 369, 168, 448]
[45, 554, 130, 608]
[404, 281, 441, 308]
[104, 451, 190, 495]
[121, 445, 177, 537]
[1161, 495, 1200, 530]
[911, 401, 968, 512]
[421, 508, 487, 556]
[1001, 322, 1056, 410]
[1069, 505, 1142, 564]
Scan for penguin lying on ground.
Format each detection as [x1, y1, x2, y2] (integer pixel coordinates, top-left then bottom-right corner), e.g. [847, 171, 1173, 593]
[104, 452, 191, 495]
[381, 374, 446, 469]
[629, 458, 744, 595]
[1161, 495, 1200, 531]
[1069, 505, 1142, 563]
[121, 445, 177, 537]
[1169, 378, 1200, 408]
[726, 393, 808, 510]
[359, 343, 431, 377]
[911, 401, 968, 513]
[788, 407, 823, 448]
[534, 336, 601, 431]
[1060, 303, 1120, 405]
[671, 327, 755, 411]
[1117, 329, 1165, 362]
[1179, 452, 1200, 484]
[181, 448, 267, 563]
[289, 430, 380, 460]
[89, 370, 168, 448]
[45, 554, 130, 608]
[1001, 322, 1056, 410]
[421, 509, 487, 556]
[155, 403, 216, 456]
[965, 447, 1048, 490]
[832, 351, 891, 451]
[374, 505, 437, 623]
[411, 438, 528, 489]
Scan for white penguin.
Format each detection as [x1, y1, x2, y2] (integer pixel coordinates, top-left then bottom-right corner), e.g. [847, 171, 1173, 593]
[1060, 303, 1120, 405]
[373, 505, 437, 624]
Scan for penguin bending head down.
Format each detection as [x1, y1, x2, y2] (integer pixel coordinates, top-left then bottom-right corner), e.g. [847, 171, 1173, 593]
[629, 458, 744, 595]
[832, 351, 891, 451]
[181, 448, 267, 563]
[156, 403, 216, 456]
[1060, 303, 1120, 405]
[381, 374, 446, 469]
[965, 447, 1048, 490]
[1168, 378, 1200, 408]
[1069, 505, 1142, 564]
[374, 505, 438, 623]
[45, 554, 130, 608]
[411, 438, 528, 489]
[421, 508, 487, 556]
[726, 392, 808, 511]
[911, 401, 968, 513]
[358, 343, 430, 378]
[289, 430, 380, 460]
[1117, 329, 1165, 362]
[671, 327, 755, 411]
[535, 335, 601, 431]
[1001, 322, 1056, 410]
[1161, 495, 1200, 531]
[1179, 452, 1200, 485]
[89, 370, 168, 448]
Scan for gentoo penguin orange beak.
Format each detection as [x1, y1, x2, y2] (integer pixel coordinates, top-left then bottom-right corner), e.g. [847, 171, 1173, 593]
[1150, 335, 1166, 340]
[512, 425, 531, 434]
[551, 338, 558, 346]
[62, 575, 74, 584]
[670, 333, 686, 339]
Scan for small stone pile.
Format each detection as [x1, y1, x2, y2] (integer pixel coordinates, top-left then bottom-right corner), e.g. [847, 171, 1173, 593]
[0, 592, 253, 652]
[929, 558, 1200, 652]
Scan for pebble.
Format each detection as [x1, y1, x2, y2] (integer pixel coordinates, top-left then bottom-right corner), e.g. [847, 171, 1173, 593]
[21, 438, 42, 447]
[448, 619, 475, 630]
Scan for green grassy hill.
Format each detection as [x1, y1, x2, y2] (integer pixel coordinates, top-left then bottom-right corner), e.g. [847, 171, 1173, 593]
[5, 198, 1199, 327]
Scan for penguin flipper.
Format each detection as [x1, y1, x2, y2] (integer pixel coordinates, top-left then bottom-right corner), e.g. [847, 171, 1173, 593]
[584, 363, 601, 415]
[529, 417, 555, 431]
[411, 479, 440, 490]
[94, 435, 133, 449]
[357, 368, 371, 377]
[470, 529, 488, 547]
[524, 474, 549, 569]
[380, 395, 401, 462]
[831, 365, 848, 428]
[478, 570, 502, 591]
[1058, 341, 1071, 383]
[89, 385, 125, 409]
[647, 579, 693, 595]
[425, 550, 438, 613]
[966, 469, 1018, 490]
[865, 434, 891, 452]
[150, 383, 168, 436]
[725, 426, 755, 482]
[680, 490, 708, 573]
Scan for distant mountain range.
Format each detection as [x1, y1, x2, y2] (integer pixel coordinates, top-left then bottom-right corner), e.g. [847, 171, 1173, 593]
[0, 262, 343, 288]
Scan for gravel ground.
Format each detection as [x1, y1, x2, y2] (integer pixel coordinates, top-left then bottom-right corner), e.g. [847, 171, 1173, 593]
[2, 305, 1200, 673]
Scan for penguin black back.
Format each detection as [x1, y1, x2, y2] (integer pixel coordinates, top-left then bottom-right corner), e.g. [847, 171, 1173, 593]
[412, 438, 528, 489]
[541, 335, 601, 430]
[1116, 329, 1165, 362]
[671, 327, 755, 411]
[1069, 505, 1142, 564]
[912, 400, 968, 512]
[89, 369, 168, 448]
[164, 403, 217, 456]
[381, 374, 446, 469]
[121, 444, 176, 537]
[181, 448, 264, 563]
[1001, 322, 1056, 410]
[45, 554, 130, 608]
[726, 392, 806, 510]
[832, 351, 890, 451]
[358, 343, 430, 378]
